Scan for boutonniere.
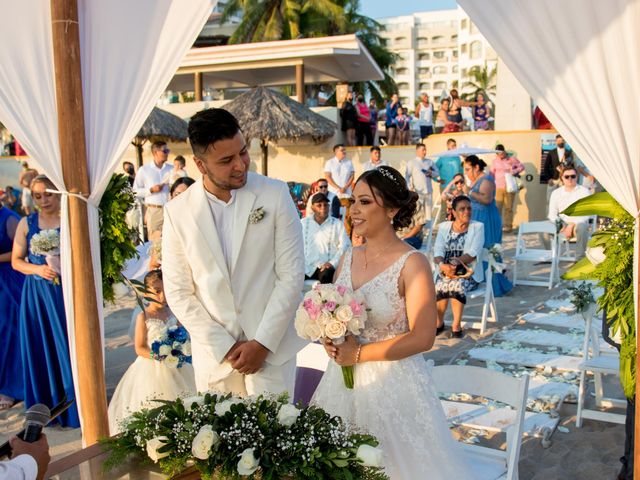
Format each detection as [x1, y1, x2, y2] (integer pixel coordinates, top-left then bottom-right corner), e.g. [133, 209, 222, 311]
[249, 206, 265, 224]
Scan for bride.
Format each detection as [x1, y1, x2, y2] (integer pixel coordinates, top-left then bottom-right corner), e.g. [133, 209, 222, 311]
[312, 166, 481, 480]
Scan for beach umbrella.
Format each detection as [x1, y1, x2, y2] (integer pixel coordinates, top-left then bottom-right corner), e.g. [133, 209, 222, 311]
[427, 145, 499, 159]
[132, 107, 189, 167]
[222, 86, 337, 176]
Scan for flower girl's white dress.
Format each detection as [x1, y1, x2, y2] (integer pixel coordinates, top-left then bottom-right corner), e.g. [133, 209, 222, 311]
[108, 315, 196, 434]
[312, 249, 497, 480]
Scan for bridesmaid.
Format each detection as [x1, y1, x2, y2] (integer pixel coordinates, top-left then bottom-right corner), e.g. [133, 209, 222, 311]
[11, 175, 80, 427]
[0, 205, 25, 409]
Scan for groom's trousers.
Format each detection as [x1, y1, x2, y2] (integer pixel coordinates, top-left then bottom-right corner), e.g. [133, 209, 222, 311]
[208, 358, 296, 398]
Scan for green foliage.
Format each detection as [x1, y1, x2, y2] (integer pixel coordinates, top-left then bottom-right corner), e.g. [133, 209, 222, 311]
[567, 282, 595, 313]
[99, 174, 138, 303]
[461, 63, 497, 100]
[103, 393, 389, 479]
[562, 194, 636, 398]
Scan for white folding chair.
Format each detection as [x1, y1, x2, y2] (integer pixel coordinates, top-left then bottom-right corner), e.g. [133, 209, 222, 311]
[430, 363, 529, 480]
[512, 221, 559, 289]
[464, 249, 498, 335]
[576, 311, 626, 427]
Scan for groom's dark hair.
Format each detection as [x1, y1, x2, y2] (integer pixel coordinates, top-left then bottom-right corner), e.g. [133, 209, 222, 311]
[188, 108, 241, 156]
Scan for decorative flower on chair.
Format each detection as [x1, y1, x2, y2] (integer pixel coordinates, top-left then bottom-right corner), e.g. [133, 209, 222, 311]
[249, 207, 265, 224]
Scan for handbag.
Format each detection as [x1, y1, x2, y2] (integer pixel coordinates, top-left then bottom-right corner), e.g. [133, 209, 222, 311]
[504, 172, 518, 193]
[444, 260, 473, 279]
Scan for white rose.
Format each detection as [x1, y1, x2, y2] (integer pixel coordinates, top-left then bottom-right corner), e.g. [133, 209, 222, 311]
[191, 425, 220, 459]
[183, 395, 205, 411]
[237, 448, 260, 476]
[146, 436, 170, 463]
[172, 341, 182, 351]
[182, 342, 191, 356]
[215, 397, 242, 416]
[158, 345, 171, 357]
[335, 305, 354, 324]
[324, 320, 347, 339]
[323, 290, 342, 304]
[305, 290, 323, 306]
[317, 310, 333, 328]
[586, 246, 606, 265]
[347, 316, 363, 335]
[277, 404, 301, 427]
[164, 354, 179, 368]
[341, 292, 354, 305]
[303, 322, 322, 341]
[356, 444, 384, 467]
[294, 308, 311, 337]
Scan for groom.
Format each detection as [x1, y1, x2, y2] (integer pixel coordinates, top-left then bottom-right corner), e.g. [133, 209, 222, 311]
[162, 108, 306, 396]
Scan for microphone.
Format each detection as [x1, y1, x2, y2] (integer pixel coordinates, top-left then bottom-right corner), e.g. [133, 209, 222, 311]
[22, 404, 51, 443]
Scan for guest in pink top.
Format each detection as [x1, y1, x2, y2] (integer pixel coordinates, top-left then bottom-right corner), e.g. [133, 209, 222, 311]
[489, 144, 525, 232]
[355, 94, 373, 146]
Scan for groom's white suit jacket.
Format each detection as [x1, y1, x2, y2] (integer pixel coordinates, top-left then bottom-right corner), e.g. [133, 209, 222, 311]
[162, 174, 307, 389]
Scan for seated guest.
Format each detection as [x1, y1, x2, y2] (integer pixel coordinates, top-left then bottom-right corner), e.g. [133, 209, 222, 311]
[548, 165, 592, 260]
[301, 193, 350, 284]
[433, 196, 484, 338]
[170, 176, 195, 199]
[397, 198, 426, 249]
[305, 178, 340, 219]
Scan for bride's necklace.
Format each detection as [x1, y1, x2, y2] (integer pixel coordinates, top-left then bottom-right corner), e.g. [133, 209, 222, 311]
[363, 239, 396, 270]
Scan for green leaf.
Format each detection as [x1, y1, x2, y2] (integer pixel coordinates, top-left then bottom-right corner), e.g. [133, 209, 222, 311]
[561, 192, 627, 218]
[562, 256, 597, 280]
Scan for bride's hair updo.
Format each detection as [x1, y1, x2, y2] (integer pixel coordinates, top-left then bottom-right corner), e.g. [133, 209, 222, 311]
[355, 166, 418, 231]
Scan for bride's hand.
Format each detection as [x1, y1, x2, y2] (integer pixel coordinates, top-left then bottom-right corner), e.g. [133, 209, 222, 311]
[321, 338, 337, 359]
[333, 335, 360, 367]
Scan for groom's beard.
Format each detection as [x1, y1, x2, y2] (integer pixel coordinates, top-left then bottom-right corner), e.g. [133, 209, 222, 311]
[203, 169, 247, 192]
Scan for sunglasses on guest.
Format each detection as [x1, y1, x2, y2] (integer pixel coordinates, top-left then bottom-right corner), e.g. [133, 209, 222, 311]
[454, 180, 464, 185]
[563, 174, 577, 179]
[318, 185, 328, 189]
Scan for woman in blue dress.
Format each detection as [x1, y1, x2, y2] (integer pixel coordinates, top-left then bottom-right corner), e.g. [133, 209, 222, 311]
[0, 205, 25, 409]
[463, 155, 512, 296]
[11, 175, 80, 427]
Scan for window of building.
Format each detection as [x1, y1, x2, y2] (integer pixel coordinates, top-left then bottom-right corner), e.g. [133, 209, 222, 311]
[432, 35, 443, 44]
[470, 40, 482, 59]
[418, 68, 430, 75]
[462, 68, 468, 77]
[417, 36, 428, 44]
[451, 34, 458, 43]
[418, 53, 430, 60]
[419, 82, 431, 90]
[461, 19, 468, 29]
[452, 65, 459, 73]
[396, 68, 409, 75]
[461, 43, 467, 54]
[433, 51, 445, 59]
[433, 66, 447, 75]
[433, 81, 447, 90]
[452, 49, 458, 58]
[397, 82, 409, 90]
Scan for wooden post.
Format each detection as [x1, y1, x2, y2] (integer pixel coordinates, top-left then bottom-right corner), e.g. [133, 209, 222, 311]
[635, 231, 640, 479]
[194, 72, 203, 102]
[50, 0, 109, 444]
[295, 63, 305, 104]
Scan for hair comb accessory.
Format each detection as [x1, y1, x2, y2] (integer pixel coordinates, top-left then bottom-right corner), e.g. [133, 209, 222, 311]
[376, 166, 402, 187]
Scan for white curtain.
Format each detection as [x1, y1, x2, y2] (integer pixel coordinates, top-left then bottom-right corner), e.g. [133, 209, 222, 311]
[0, 0, 214, 430]
[458, 0, 640, 327]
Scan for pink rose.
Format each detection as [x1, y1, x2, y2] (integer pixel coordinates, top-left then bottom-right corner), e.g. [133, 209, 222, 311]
[349, 300, 363, 316]
[325, 301, 337, 312]
[336, 285, 347, 296]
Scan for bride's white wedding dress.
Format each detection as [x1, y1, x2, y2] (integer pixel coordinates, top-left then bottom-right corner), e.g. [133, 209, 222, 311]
[108, 315, 196, 434]
[312, 249, 484, 480]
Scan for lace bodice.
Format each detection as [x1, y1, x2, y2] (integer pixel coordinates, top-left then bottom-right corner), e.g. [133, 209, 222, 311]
[337, 248, 420, 343]
[145, 315, 177, 348]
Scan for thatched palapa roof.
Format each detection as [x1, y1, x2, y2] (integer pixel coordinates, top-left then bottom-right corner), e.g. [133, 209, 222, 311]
[136, 107, 188, 143]
[222, 87, 336, 144]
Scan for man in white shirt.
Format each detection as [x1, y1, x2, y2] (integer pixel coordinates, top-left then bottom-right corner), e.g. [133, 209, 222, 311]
[548, 165, 592, 259]
[405, 143, 440, 222]
[0, 434, 50, 480]
[133, 141, 174, 236]
[301, 193, 350, 284]
[362, 146, 387, 172]
[324, 144, 355, 198]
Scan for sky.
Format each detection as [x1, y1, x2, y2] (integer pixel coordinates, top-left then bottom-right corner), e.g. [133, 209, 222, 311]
[361, 0, 458, 20]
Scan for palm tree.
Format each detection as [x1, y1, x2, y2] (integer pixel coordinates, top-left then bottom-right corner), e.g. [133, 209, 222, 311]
[462, 63, 497, 101]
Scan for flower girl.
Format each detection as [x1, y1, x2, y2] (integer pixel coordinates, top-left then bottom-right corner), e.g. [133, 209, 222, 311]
[108, 269, 196, 434]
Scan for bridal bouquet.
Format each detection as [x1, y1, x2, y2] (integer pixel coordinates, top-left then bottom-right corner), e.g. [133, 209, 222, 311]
[295, 283, 367, 389]
[150, 325, 192, 369]
[102, 393, 388, 480]
[29, 228, 61, 284]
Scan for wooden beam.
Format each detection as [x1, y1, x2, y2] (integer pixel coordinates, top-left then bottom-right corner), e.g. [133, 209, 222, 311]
[635, 232, 640, 479]
[50, 0, 109, 444]
[295, 63, 305, 104]
[194, 72, 203, 101]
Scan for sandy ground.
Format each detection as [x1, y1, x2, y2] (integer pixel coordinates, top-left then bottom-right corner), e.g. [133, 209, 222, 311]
[0, 231, 626, 479]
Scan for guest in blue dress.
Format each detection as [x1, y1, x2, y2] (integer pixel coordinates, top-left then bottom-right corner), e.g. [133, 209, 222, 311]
[11, 176, 80, 428]
[463, 155, 513, 297]
[0, 206, 25, 409]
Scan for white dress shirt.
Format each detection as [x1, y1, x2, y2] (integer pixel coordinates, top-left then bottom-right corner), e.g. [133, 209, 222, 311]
[405, 157, 439, 195]
[205, 189, 237, 272]
[548, 185, 591, 224]
[0, 455, 38, 480]
[133, 161, 174, 206]
[301, 215, 350, 276]
[362, 159, 388, 172]
[323, 157, 355, 196]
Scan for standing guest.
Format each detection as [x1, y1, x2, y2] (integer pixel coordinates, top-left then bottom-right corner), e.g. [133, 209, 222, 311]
[435, 98, 451, 133]
[355, 94, 373, 146]
[435, 138, 463, 190]
[368, 98, 378, 145]
[171, 155, 189, 184]
[433, 196, 484, 338]
[395, 107, 411, 145]
[447, 89, 475, 132]
[324, 144, 355, 198]
[415, 92, 434, 139]
[405, 143, 440, 223]
[340, 91, 357, 147]
[301, 193, 350, 284]
[11, 176, 80, 428]
[362, 146, 387, 172]
[122, 161, 136, 187]
[384, 93, 401, 145]
[542, 134, 574, 202]
[440, 173, 466, 221]
[472, 92, 491, 130]
[18, 162, 38, 216]
[1, 186, 18, 211]
[170, 176, 195, 199]
[305, 178, 341, 219]
[548, 165, 592, 260]
[133, 141, 173, 237]
[0, 205, 24, 410]
[397, 197, 426, 249]
[490, 144, 525, 233]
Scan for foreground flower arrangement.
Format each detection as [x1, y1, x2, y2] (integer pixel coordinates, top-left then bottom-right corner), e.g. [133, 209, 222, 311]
[102, 393, 389, 480]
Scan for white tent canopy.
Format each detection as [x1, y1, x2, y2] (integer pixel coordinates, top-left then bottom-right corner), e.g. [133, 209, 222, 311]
[0, 0, 214, 437]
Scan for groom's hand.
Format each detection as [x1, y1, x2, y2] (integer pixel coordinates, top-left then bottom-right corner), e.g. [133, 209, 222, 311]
[228, 340, 269, 375]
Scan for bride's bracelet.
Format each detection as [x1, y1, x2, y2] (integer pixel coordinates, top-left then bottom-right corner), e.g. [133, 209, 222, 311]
[355, 344, 362, 364]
